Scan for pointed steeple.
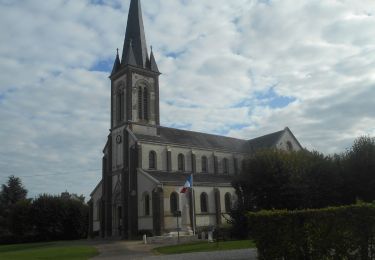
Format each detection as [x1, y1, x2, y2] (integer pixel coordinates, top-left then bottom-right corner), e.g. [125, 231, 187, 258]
[111, 48, 121, 76]
[123, 40, 137, 67]
[149, 46, 159, 73]
[121, 0, 148, 68]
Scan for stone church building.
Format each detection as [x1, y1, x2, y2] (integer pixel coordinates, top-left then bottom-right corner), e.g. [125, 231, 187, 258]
[88, 0, 303, 239]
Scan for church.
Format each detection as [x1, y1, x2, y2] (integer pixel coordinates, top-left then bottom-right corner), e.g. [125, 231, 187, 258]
[88, 0, 303, 239]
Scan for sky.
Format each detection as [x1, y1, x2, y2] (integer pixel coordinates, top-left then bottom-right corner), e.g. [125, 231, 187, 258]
[0, 0, 374, 199]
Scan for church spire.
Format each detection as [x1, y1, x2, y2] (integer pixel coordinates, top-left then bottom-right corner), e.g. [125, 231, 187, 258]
[111, 48, 121, 76]
[121, 0, 148, 68]
[149, 46, 159, 73]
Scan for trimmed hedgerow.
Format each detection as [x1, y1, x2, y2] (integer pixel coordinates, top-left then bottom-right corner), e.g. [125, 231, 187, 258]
[247, 203, 375, 260]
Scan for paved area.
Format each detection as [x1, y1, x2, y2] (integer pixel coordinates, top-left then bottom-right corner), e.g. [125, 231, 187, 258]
[143, 249, 257, 260]
[90, 240, 257, 260]
[90, 241, 156, 260]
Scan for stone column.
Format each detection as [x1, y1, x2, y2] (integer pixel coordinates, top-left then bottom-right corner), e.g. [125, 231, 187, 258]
[181, 193, 193, 234]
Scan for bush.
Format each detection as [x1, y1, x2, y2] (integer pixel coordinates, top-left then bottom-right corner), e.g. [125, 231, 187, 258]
[247, 203, 375, 260]
[32, 194, 89, 241]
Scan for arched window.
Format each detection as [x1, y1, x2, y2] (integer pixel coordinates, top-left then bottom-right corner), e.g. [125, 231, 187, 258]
[138, 87, 143, 120]
[143, 88, 148, 120]
[225, 193, 231, 212]
[178, 154, 185, 171]
[287, 141, 293, 151]
[170, 192, 179, 213]
[201, 156, 208, 173]
[200, 192, 208, 213]
[233, 158, 238, 175]
[223, 158, 229, 174]
[149, 151, 156, 170]
[144, 193, 150, 216]
[116, 90, 124, 123]
[96, 200, 101, 220]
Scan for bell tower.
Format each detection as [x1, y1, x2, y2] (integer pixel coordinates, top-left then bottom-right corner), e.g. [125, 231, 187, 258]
[104, 0, 160, 240]
[110, 0, 160, 130]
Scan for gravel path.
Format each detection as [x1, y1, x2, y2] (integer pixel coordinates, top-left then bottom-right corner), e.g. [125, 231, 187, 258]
[142, 249, 257, 260]
[90, 241, 257, 260]
[90, 241, 156, 260]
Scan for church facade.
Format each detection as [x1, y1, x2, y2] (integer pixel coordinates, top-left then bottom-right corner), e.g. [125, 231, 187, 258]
[88, 0, 303, 239]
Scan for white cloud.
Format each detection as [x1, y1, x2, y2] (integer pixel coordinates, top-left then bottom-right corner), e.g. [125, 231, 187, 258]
[0, 0, 374, 198]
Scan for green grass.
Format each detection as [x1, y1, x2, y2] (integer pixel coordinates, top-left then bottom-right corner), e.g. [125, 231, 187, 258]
[0, 241, 98, 260]
[154, 240, 256, 255]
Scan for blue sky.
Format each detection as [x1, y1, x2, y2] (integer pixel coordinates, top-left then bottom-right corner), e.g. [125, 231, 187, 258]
[0, 0, 374, 199]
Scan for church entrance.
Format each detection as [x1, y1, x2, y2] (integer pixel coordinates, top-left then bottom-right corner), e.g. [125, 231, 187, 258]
[117, 206, 122, 237]
[112, 204, 122, 237]
[112, 190, 123, 238]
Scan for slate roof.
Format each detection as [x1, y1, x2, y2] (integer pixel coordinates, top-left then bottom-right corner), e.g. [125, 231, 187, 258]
[247, 129, 285, 151]
[121, 0, 149, 68]
[135, 126, 286, 153]
[149, 50, 159, 73]
[144, 170, 233, 186]
[110, 50, 121, 76]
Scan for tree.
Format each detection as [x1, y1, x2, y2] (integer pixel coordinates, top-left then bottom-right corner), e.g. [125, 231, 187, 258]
[0, 175, 27, 207]
[344, 136, 375, 203]
[232, 149, 342, 211]
[8, 199, 33, 240]
[32, 194, 89, 241]
[0, 176, 28, 240]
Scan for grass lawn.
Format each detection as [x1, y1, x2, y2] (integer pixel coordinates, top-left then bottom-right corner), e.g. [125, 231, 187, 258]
[154, 240, 256, 255]
[0, 241, 98, 260]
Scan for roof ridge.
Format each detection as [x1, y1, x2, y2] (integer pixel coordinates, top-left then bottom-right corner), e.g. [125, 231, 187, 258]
[248, 129, 285, 142]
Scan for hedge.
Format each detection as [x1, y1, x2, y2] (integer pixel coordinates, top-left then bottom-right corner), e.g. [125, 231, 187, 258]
[247, 203, 375, 260]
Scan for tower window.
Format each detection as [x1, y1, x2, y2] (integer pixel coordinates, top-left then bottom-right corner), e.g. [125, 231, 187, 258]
[223, 158, 229, 175]
[170, 192, 179, 213]
[116, 90, 124, 123]
[178, 154, 185, 171]
[225, 193, 231, 212]
[143, 88, 148, 120]
[138, 87, 143, 120]
[149, 150, 157, 170]
[201, 156, 208, 173]
[200, 192, 208, 213]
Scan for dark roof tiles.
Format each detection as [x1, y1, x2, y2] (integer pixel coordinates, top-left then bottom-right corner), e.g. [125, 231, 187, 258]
[121, 0, 149, 68]
[110, 50, 121, 76]
[135, 126, 286, 153]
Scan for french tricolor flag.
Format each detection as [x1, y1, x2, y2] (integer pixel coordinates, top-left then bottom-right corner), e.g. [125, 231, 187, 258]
[180, 175, 192, 193]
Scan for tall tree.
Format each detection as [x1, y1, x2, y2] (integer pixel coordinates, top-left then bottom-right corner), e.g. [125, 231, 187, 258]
[0, 175, 27, 207]
[0, 176, 28, 242]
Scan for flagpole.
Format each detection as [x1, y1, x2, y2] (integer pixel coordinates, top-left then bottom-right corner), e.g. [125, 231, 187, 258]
[191, 174, 196, 235]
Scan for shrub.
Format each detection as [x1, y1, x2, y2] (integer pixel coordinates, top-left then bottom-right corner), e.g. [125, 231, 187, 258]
[247, 203, 375, 260]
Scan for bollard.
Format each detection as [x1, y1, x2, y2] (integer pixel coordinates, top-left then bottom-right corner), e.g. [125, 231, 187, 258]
[143, 234, 147, 244]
